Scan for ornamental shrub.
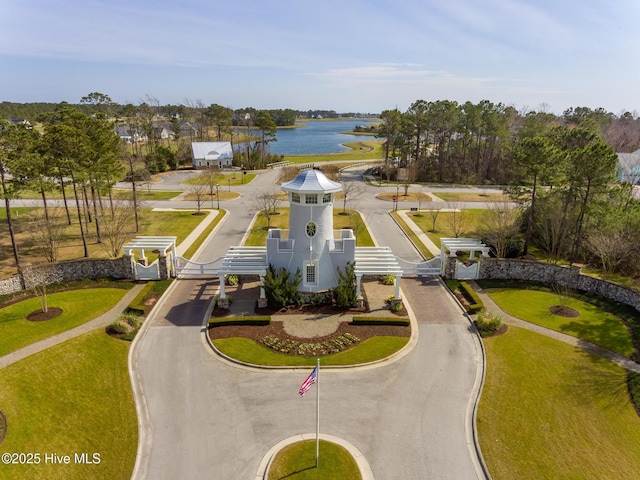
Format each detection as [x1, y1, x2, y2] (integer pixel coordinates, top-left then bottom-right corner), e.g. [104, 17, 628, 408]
[474, 311, 502, 337]
[335, 261, 357, 308]
[263, 265, 301, 309]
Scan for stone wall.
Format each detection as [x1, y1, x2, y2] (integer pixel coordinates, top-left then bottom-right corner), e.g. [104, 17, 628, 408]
[479, 258, 640, 312]
[0, 257, 134, 296]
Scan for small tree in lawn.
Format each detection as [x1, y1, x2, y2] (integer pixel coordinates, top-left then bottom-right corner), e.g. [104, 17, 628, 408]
[426, 208, 441, 232]
[446, 203, 472, 238]
[190, 183, 208, 214]
[23, 264, 55, 314]
[100, 200, 135, 258]
[26, 207, 66, 263]
[253, 190, 281, 228]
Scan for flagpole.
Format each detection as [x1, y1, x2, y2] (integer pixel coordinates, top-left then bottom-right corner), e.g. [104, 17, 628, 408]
[315, 358, 320, 468]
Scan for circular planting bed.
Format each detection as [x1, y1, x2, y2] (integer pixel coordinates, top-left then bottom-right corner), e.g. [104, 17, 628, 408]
[26, 307, 63, 322]
[550, 305, 580, 318]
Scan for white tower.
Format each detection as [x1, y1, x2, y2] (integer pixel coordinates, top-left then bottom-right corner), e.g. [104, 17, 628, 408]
[266, 169, 356, 292]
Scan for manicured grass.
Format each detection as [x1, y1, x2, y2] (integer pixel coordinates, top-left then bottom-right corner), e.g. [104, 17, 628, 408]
[183, 172, 256, 186]
[487, 288, 634, 357]
[244, 208, 374, 247]
[112, 189, 182, 201]
[268, 440, 362, 480]
[478, 326, 640, 480]
[0, 288, 128, 356]
[0, 330, 137, 480]
[212, 336, 409, 366]
[0, 207, 213, 277]
[434, 192, 508, 202]
[139, 209, 207, 247]
[389, 211, 434, 259]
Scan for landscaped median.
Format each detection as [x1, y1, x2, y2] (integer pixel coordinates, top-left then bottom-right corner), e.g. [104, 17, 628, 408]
[208, 315, 411, 366]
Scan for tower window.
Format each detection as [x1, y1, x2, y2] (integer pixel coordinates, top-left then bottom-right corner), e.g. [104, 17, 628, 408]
[291, 192, 300, 203]
[306, 263, 317, 284]
[322, 193, 332, 203]
[305, 194, 318, 204]
[306, 221, 317, 237]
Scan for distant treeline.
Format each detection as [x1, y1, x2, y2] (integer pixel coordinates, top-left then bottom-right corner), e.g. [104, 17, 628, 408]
[0, 101, 376, 125]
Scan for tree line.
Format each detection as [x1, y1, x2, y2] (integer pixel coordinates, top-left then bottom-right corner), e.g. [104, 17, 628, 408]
[375, 99, 640, 276]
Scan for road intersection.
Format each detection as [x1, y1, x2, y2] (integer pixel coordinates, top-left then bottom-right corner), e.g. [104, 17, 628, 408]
[129, 167, 490, 479]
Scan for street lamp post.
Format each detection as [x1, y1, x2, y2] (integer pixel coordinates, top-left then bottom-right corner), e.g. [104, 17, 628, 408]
[215, 183, 220, 210]
[395, 184, 400, 211]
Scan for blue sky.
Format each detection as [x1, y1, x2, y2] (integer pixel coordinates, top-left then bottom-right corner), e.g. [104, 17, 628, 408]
[1, 0, 639, 114]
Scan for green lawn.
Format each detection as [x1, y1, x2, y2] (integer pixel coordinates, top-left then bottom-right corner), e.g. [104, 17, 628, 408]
[478, 326, 640, 480]
[487, 288, 634, 357]
[268, 440, 362, 480]
[112, 189, 182, 201]
[0, 288, 129, 356]
[139, 209, 210, 246]
[284, 140, 384, 163]
[0, 330, 137, 480]
[212, 336, 409, 366]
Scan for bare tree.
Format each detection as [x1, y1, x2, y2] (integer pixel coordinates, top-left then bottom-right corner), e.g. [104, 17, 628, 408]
[253, 190, 281, 228]
[100, 201, 136, 258]
[340, 180, 365, 213]
[203, 171, 223, 208]
[584, 227, 637, 275]
[426, 208, 441, 232]
[415, 187, 429, 212]
[479, 201, 521, 258]
[190, 183, 208, 214]
[446, 203, 473, 238]
[26, 208, 66, 263]
[23, 264, 55, 313]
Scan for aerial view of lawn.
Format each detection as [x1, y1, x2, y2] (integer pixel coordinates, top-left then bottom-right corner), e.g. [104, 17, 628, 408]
[0, 330, 137, 480]
[478, 326, 640, 480]
[486, 288, 634, 357]
[0, 288, 129, 357]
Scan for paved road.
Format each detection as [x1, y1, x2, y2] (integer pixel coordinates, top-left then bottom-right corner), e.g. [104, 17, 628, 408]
[130, 166, 487, 479]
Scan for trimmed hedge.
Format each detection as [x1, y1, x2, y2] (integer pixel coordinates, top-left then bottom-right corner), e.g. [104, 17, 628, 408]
[351, 316, 410, 327]
[209, 316, 271, 328]
[460, 281, 484, 314]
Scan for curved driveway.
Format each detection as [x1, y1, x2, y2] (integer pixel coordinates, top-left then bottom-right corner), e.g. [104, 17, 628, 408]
[130, 167, 488, 479]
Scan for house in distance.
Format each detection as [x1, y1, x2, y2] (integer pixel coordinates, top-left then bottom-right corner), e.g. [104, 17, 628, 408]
[191, 141, 233, 169]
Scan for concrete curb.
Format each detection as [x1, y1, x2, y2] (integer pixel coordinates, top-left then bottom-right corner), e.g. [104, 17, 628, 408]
[255, 433, 375, 480]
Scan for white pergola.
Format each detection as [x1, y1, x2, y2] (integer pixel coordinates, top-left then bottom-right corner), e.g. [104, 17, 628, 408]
[439, 238, 490, 272]
[123, 236, 178, 277]
[215, 246, 267, 300]
[354, 246, 403, 298]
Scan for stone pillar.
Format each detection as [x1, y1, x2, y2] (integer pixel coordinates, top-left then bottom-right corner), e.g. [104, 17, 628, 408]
[158, 255, 168, 280]
[356, 273, 364, 308]
[394, 274, 401, 299]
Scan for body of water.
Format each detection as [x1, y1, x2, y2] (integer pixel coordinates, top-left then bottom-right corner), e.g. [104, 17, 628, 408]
[267, 120, 378, 155]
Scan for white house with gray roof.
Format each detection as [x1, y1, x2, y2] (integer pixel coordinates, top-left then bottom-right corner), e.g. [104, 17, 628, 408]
[191, 142, 234, 169]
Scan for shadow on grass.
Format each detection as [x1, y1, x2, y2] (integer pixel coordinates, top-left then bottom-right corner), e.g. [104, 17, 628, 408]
[277, 465, 317, 479]
[566, 347, 632, 412]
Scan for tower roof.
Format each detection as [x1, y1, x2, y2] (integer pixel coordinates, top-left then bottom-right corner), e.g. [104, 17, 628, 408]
[281, 168, 342, 193]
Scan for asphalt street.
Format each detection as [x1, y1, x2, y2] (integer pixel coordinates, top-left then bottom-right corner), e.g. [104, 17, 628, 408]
[128, 166, 488, 479]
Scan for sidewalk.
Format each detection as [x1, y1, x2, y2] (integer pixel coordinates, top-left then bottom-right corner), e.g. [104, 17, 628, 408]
[396, 209, 442, 256]
[468, 280, 640, 374]
[0, 208, 222, 369]
[0, 283, 145, 369]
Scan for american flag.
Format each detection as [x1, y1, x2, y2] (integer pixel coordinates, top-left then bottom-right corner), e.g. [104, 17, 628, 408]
[299, 365, 318, 396]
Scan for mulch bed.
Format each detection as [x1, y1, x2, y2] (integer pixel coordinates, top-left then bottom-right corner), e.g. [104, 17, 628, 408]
[209, 321, 410, 357]
[26, 307, 63, 322]
[550, 305, 580, 317]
